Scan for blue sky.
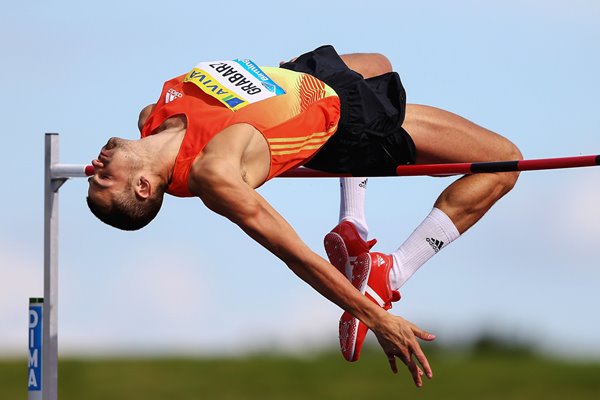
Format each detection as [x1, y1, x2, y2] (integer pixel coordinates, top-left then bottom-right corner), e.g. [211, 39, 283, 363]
[1, 0, 599, 358]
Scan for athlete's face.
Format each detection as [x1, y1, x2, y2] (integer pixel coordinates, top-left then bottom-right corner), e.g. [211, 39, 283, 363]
[87, 137, 135, 206]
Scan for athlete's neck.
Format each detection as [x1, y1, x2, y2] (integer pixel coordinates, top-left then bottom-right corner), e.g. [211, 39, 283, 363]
[139, 119, 186, 185]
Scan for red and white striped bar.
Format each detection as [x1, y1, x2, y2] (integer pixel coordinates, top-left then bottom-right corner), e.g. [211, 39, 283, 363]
[83, 154, 600, 179]
[395, 154, 600, 177]
[51, 164, 95, 179]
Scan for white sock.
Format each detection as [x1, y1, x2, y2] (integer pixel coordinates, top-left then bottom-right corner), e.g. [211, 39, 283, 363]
[338, 177, 369, 240]
[389, 207, 460, 290]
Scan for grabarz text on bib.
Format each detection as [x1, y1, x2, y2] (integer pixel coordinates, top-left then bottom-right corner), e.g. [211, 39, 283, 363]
[184, 59, 285, 111]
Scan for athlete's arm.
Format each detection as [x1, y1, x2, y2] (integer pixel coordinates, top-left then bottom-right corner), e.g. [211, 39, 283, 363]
[188, 125, 435, 387]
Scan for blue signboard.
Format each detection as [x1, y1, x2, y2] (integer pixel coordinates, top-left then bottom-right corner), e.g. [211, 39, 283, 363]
[28, 299, 43, 396]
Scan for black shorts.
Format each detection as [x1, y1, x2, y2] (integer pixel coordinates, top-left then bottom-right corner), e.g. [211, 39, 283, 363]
[280, 45, 416, 176]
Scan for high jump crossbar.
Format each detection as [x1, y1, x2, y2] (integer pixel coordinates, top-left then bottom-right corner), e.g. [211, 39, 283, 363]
[52, 154, 600, 180]
[282, 155, 600, 177]
[34, 132, 599, 400]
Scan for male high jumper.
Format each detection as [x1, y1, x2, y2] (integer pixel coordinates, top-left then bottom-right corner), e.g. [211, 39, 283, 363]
[87, 45, 522, 387]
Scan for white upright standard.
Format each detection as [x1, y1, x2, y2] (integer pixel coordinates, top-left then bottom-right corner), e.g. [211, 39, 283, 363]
[39, 133, 91, 400]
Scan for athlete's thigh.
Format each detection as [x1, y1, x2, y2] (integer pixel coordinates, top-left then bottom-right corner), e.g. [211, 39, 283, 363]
[403, 104, 520, 164]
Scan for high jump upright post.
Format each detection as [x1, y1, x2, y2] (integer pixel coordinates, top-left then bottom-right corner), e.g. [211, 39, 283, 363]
[38, 133, 92, 400]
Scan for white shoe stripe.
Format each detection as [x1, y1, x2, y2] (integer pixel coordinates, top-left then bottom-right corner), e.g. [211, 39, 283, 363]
[366, 285, 386, 307]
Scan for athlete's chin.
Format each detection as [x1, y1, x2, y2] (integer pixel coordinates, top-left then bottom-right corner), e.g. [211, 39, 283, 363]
[104, 137, 128, 151]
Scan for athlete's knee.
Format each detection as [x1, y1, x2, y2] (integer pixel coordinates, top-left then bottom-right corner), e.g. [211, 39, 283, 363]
[372, 53, 393, 74]
[496, 137, 523, 194]
[342, 53, 393, 78]
[499, 136, 523, 161]
[360, 53, 393, 77]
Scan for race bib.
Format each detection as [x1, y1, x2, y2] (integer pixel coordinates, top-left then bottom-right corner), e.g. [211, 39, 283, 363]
[184, 59, 286, 111]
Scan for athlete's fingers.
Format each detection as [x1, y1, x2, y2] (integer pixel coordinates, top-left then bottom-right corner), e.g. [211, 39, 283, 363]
[387, 354, 398, 374]
[412, 343, 433, 379]
[413, 326, 436, 342]
[395, 349, 422, 387]
[407, 356, 423, 387]
[409, 325, 434, 378]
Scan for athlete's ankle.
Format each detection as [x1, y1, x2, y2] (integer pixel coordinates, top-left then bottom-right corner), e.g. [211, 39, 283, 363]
[339, 217, 368, 241]
[390, 207, 460, 290]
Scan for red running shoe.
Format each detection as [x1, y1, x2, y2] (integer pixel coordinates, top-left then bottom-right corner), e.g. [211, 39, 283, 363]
[339, 252, 401, 362]
[324, 220, 377, 280]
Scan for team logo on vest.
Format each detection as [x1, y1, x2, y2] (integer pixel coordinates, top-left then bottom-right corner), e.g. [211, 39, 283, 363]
[184, 59, 285, 111]
[165, 88, 183, 104]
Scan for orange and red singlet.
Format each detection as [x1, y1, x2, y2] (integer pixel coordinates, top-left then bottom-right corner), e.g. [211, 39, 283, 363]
[141, 62, 340, 197]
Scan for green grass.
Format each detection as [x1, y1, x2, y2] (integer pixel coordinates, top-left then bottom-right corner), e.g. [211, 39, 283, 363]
[4, 347, 600, 400]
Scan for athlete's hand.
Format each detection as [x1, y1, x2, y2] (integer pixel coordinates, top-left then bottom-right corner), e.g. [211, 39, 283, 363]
[372, 314, 436, 387]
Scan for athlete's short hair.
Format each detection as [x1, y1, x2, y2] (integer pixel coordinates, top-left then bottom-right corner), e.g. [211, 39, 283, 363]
[86, 183, 165, 231]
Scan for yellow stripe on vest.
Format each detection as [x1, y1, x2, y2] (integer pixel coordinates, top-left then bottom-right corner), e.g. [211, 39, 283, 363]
[268, 124, 338, 156]
[270, 137, 330, 150]
[271, 144, 326, 156]
[267, 131, 332, 144]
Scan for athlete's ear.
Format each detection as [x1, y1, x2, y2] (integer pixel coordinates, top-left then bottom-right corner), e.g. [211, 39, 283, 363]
[135, 176, 152, 200]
